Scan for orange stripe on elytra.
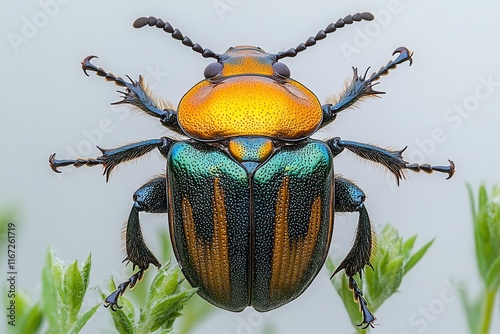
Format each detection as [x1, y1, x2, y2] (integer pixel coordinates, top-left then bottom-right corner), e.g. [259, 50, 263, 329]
[181, 179, 231, 303]
[212, 178, 231, 301]
[182, 198, 203, 285]
[270, 177, 290, 300]
[270, 176, 322, 302]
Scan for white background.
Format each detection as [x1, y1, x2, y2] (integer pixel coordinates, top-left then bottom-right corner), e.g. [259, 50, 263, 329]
[1, 0, 500, 333]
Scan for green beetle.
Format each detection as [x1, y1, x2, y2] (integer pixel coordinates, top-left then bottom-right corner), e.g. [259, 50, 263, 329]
[49, 12, 454, 328]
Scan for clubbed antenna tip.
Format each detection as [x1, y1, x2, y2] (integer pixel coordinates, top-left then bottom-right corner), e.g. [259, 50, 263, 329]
[133, 16, 220, 59]
[275, 12, 374, 59]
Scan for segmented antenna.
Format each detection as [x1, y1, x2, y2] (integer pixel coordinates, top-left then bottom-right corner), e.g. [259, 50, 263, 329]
[133, 16, 220, 60]
[275, 12, 374, 59]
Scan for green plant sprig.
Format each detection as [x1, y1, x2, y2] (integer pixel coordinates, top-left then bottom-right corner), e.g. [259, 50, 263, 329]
[462, 184, 500, 334]
[328, 224, 434, 333]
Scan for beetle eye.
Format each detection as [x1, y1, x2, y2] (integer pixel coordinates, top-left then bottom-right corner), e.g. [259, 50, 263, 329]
[272, 62, 290, 78]
[204, 62, 223, 79]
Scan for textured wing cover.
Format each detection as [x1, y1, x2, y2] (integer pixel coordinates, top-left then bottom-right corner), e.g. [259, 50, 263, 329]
[167, 140, 333, 312]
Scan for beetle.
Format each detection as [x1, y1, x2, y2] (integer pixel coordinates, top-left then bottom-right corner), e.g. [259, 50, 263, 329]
[49, 12, 455, 328]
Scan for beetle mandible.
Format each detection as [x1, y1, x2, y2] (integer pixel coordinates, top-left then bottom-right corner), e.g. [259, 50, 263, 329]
[49, 12, 455, 328]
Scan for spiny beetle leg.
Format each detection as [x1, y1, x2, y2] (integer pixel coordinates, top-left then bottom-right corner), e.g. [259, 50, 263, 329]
[321, 47, 413, 126]
[121, 205, 160, 272]
[105, 177, 167, 310]
[49, 137, 174, 181]
[81, 56, 181, 132]
[327, 137, 455, 185]
[124, 178, 166, 270]
[332, 203, 373, 279]
[349, 276, 376, 329]
[331, 177, 375, 326]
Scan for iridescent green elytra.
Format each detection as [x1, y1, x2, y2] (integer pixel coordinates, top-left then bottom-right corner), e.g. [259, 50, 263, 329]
[167, 140, 333, 311]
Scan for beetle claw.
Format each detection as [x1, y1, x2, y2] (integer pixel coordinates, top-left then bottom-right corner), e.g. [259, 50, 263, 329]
[356, 297, 376, 329]
[49, 153, 61, 173]
[446, 160, 456, 179]
[81, 55, 98, 76]
[392, 46, 413, 66]
[104, 282, 127, 310]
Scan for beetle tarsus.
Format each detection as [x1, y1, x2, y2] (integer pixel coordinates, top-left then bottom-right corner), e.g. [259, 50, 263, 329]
[104, 269, 145, 311]
[81, 55, 128, 86]
[49, 153, 102, 173]
[405, 159, 455, 179]
[349, 277, 376, 329]
[367, 46, 413, 83]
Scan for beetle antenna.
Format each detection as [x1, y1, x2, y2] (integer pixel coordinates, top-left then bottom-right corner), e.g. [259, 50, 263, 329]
[133, 16, 220, 60]
[275, 12, 374, 59]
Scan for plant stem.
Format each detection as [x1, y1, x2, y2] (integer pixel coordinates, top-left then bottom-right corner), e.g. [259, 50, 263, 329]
[476, 290, 496, 334]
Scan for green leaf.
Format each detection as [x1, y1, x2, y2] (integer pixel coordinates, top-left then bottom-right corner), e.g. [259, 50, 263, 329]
[137, 263, 196, 333]
[68, 304, 100, 334]
[18, 302, 43, 334]
[478, 185, 488, 212]
[404, 239, 434, 274]
[106, 306, 135, 334]
[330, 224, 434, 332]
[472, 184, 500, 286]
[475, 209, 489, 282]
[80, 254, 92, 293]
[401, 235, 417, 259]
[141, 290, 196, 333]
[42, 248, 62, 333]
[485, 256, 500, 292]
[41, 248, 97, 333]
[144, 264, 180, 312]
[62, 260, 85, 320]
[12, 290, 31, 324]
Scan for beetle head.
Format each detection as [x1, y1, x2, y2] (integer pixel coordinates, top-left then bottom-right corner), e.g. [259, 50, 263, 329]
[202, 46, 292, 81]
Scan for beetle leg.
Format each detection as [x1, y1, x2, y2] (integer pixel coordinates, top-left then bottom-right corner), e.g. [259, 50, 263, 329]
[321, 47, 413, 126]
[81, 55, 182, 133]
[331, 177, 376, 328]
[49, 137, 175, 181]
[332, 177, 372, 277]
[326, 137, 455, 185]
[104, 177, 167, 310]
